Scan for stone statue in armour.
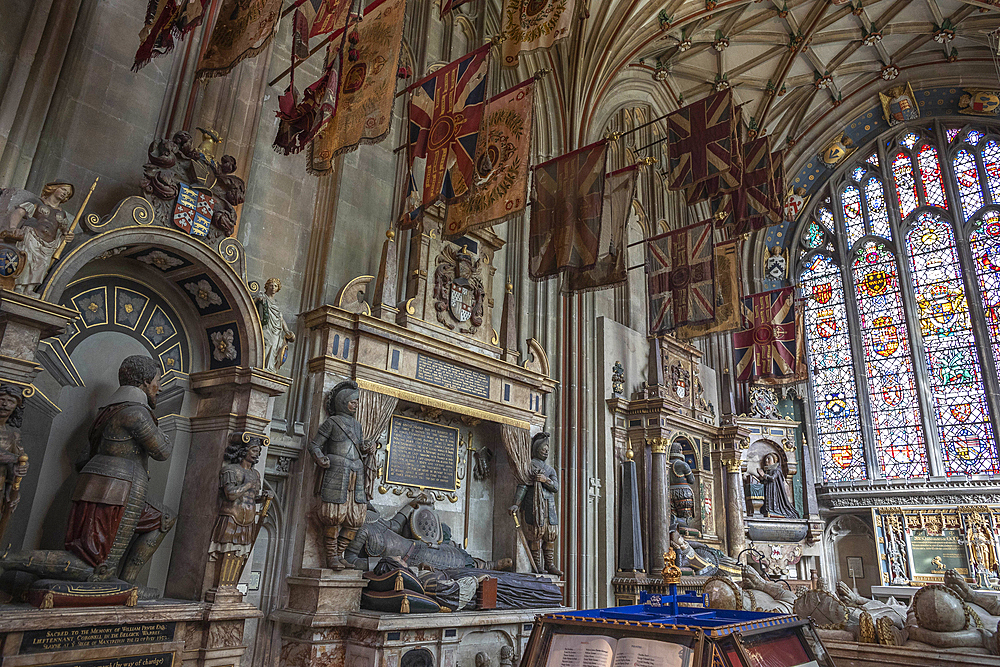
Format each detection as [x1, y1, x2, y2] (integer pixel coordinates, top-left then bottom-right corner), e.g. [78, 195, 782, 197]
[309, 380, 368, 570]
[64, 355, 175, 584]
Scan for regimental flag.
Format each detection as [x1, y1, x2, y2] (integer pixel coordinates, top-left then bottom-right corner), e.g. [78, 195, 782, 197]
[173, 183, 213, 237]
[733, 287, 797, 381]
[562, 165, 639, 294]
[309, 0, 406, 174]
[676, 239, 741, 339]
[529, 140, 608, 280]
[501, 0, 575, 68]
[403, 44, 490, 224]
[444, 78, 536, 237]
[646, 219, 715, 335]
[133, 0, 205, 71]
[757, 301, 807, 385]
[766, 150, 786, 224]
[733, 137, 773, 236]
[292, 9, 310, 60]
[441, 0, 475, 17]
[682, 106, 743, 205]
[293, 0, 352, 37]
[195, 0, 283, 79]
[665, 90, 736, 191]
[274, 44, 340, 155]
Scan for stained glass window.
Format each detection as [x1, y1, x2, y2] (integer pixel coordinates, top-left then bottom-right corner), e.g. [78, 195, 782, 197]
[954, 149, 984, 221]
[893, 152, 918, 217]
[865, 178, 891, 239]
[842, 185, 865, 248]
[969, 211, 1000, 380]
[906, 212, 999, 475]
[801, 122, 1000, 484]
[918, 145, 948, 209]
[984, 140, 1000, 202]
[801, 254, 867, 481]
[853, 241, 928, 478]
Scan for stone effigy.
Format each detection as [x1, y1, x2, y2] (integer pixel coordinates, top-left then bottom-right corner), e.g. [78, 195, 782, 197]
[668, 442, 697, 532]
[1, 181, 76, 293]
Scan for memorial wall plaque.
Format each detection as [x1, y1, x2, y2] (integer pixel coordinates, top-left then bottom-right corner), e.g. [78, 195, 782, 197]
[415, 353, 490, 399]
[20, 623, 177, 654]
[909, 530, 970, 578]
[385, 415, 459, 492]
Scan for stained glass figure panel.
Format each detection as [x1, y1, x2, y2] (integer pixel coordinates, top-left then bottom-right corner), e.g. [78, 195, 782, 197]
[852, 166, 867, 181]
[801, 254, 867, 481]
[954, 149, 984, 221]
[852, 241, 928, 479]
[901, 132, 919, 149]
[868, 152, 880, 168]
[983, 140, 1000, 204]
[819, 206, 834, 228]
[947, 128, 961, 143]
[893, 152, 919, 218]
[918, 145, 948, 209]
[842, 185, 865, 248]
[970, 210, 1000, 391]
[968, 129, 985, 146]
[906, 213, 999, 476]
[865, 177, 891, 240]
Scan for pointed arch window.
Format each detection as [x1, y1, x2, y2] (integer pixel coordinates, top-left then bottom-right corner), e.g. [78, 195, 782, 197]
[799, 123, 1000, 483]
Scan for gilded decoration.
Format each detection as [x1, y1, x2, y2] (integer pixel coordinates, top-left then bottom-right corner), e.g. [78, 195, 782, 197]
[878, 83, 920, 126]
[819, 132, 857, 168]
[959, 89, 1000, 116]
[432, 245, 486, 335]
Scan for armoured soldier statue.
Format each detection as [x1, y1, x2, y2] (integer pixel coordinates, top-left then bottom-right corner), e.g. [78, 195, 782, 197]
[509, 432, 562, 576]
[669, 441, 696, 530]
[309, 380, 368, 570]
[64, 355, 175, 583]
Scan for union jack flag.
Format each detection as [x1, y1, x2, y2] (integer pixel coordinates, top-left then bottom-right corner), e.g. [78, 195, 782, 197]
[529, 140, 608, 280]
[665, 90, 736, 191]
[767, 149, 785, 223]
[682, 106, 743, 205]
[404, 44, 490, 222]
[646, 219, 715, 335]
[733, 137, 773, 236]
[733, 287, 797, 381]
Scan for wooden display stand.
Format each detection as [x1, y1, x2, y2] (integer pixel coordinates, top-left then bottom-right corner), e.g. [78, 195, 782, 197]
[521, 590, 836, 667]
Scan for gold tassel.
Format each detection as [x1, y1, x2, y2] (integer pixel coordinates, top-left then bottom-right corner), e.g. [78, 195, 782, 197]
[126, 588, 138, 607]
[41, 592, 54, 609]
[395, 571, 404, 591]
[400, 595, 410, 613]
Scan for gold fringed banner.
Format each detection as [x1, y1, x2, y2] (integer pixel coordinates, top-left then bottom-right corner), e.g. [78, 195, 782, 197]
[195, 0, 283, 79]
[354, 378, 530, 429]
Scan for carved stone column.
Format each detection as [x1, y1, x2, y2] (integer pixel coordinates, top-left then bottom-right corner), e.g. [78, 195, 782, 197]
[648, 436, 671, 571]
[721, 451, 747, 558]
[0, 290, 76, 386]
[164, 367, 290, 602]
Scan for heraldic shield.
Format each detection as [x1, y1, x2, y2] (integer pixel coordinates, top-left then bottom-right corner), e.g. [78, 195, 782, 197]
[450, 278, 474, 322]
[173, 183, 213, 237]
[0, 243, 25, 289]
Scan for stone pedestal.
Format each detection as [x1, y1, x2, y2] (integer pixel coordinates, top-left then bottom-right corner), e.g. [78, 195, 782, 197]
[273, 607, 565, 667]
[284, 569, 367, 618]
[823, 639, 1000, 667]
[0, 599, 262, 667]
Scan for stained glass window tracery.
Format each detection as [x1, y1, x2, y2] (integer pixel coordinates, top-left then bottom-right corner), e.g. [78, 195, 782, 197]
[804, 221, 824, 249]
[800, 122, 1000, 484]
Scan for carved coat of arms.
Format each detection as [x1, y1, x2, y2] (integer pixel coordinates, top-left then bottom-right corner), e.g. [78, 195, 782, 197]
[783, 187, 810, 223]
[669, 362, 690, 399]
[879, 83, 920, 126]
[433, 245, 485, 334]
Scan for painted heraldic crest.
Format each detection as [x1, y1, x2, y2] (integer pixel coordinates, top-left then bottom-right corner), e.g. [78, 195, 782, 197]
[433, 245, 485, 334]
[173, 183, 213, 237]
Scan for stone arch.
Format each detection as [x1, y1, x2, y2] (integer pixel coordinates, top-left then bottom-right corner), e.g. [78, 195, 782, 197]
[42, 225, 264, 371]
[825, 514, 878, 596]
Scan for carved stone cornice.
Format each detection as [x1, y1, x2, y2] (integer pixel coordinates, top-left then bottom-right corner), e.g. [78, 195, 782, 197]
[817, 478, 1000, 513]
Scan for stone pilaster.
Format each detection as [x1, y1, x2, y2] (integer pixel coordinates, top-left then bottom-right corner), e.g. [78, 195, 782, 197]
[648, 436, 671, 572]
[721, 450, 748, 558]
[164, 367, 290, 602]
[0, 290, 76, 387]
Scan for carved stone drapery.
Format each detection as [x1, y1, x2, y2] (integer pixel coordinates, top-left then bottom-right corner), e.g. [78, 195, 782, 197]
[500, 423, 532, 486]
[356, 388, 398, 499]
